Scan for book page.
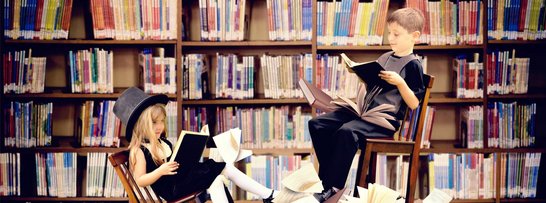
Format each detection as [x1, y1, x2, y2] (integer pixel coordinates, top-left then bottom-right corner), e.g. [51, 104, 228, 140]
[423, 189, 452, 203]
[274, 188, 316, 203]
[281, 164, 324, 193]
[341, 53, 369, 67]
[212, 128, 242, 164]
[338, 95, 360, 115]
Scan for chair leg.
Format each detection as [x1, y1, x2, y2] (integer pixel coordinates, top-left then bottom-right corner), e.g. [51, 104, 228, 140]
[357, 143, 374, 189]
[369, 152, 378, 185]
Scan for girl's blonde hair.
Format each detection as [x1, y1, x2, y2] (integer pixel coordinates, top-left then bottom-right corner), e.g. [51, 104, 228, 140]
[128, 104, 168, 170]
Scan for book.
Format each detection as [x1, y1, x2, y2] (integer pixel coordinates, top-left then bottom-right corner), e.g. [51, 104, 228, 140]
[208, 128, 252, 164]
[340, 53, 393, 89]
[298, 78, 396, 131]
[168, 130, 209, 171]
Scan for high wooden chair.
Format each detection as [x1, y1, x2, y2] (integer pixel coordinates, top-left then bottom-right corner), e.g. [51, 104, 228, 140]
[108, 150, 201, 203]
[355, 74, 434, 203]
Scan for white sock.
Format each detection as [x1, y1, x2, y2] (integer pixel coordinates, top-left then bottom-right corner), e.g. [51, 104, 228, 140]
[207, 175, 230, 203]
[222, 163, 273, 198]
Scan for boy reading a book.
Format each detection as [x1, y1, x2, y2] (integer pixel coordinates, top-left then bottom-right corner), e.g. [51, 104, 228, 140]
[309, 8, 426, 202]
[113, 87, 277, 202]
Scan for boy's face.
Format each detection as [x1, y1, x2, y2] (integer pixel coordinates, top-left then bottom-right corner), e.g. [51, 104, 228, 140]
[387, 22, 420, 56]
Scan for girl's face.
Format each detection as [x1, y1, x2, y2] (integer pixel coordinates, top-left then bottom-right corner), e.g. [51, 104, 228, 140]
[152, 114, 165, 139]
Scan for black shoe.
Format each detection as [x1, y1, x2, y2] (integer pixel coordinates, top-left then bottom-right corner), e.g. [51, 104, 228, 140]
[313, 187, 336, 203]
[262, 190, 275, 203]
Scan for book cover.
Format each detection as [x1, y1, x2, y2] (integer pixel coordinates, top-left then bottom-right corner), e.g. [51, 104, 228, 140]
[340, 53, 394, 90]
[169, 130, 209, 171]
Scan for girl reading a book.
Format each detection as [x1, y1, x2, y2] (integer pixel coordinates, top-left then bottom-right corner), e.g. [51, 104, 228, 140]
[113, 87, 277, 202]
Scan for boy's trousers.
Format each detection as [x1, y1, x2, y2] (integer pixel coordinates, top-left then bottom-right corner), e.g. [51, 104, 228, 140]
[309, 108, 395, 189]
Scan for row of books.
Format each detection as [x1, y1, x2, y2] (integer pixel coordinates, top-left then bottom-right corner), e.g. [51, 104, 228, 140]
[397, 105, 436, 149]
[375, 154, 410, 197]
[0, 153, 20, 196]
[499, 152, 541, 198]
[34, 152, 77, 197]
[266, 0, 313, 41]
[487, 0, 546, 40]
[260, 54, 313, 99]
[486, 49, 530, 95]
[68, 48, 114, 94]
[3, 0, 73, 40]
[90, 0, 177, 40]
[3, 101, 52, 148]
[316, 0, 390, 46]
[197, 0, 249, 41]
[2, 49, 47, 94]
[316, 54, 360, 99]
[459, 105, 484, 149]
[428, 153, 496, 199]
[164, 102, 178, 145]
[86, 152, 126, 197]
[453, 53, 484, 99]
[242, 155, 309, 200]
[139, 48, 177, 94]
[182, 54, 209, 100]
[215, 54, 256, 99]
[181, 107, 208, 135]
[406, 0, 484, 45]
[487, 102, 536, 149]
[77, 101, 122, 148]
[215, 106, 313, 149]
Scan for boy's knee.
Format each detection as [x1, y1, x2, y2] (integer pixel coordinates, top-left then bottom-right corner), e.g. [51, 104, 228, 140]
[308, 117, 320, 130]
[336, 125, 360, 142]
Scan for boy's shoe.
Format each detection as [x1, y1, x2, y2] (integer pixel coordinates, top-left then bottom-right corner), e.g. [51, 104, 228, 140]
[313, 187, 336, 203]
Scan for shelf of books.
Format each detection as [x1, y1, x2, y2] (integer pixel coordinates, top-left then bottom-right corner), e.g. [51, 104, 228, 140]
[5, 39, 178, 45]
[2, 0, 546, 202]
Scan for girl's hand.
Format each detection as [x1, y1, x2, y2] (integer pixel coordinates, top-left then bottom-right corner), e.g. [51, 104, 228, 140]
[379, 71, 404, 86]
[156, 161, 179, 176]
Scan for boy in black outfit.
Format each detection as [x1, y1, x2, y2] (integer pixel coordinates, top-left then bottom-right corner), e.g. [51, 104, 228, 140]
[310, 8, 426, 202]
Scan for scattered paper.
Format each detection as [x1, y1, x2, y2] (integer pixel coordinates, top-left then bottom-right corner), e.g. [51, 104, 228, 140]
[210, 128, 252, 164]
[423, 189, 452, 203]
[274, 163, 324, 203]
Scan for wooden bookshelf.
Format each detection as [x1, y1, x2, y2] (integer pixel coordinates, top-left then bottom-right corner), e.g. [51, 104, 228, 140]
[181, 40, 312, 47]
[5, 39, 178, 45]
[182, 98, 308, 105]
[0, 197, 129, 202]
[318, 44, 484, 51]
[488, 40, 546, 45]
[422, 140, 546, 154]
[1, 0, 545, 202]
[3, 93, 177, 100]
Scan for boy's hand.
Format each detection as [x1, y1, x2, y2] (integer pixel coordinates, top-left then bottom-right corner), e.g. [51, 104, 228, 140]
[379, 71, 404, 86]
[157, 161, 179, 176]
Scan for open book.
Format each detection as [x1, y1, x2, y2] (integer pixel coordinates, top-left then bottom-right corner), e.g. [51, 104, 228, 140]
[208, 128, 252, 164]
[168, 130, 209, 171]
[298, 78, 397, 131]
[341, 186, 452, 203]
[340, 53, 394, 90]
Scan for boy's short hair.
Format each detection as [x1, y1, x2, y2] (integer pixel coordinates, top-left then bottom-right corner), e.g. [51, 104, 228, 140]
[387, 8, 425, 33]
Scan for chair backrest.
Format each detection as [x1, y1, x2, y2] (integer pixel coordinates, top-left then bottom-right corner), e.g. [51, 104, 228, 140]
[398, 74, 434, 145]
[109, 150, 162, 203]
[405, 74, 434, 202]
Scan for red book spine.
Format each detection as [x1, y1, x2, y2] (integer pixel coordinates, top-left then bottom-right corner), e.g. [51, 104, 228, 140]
[34, 0, 44, 39]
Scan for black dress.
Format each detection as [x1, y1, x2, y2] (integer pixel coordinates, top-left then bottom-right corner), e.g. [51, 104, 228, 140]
[140, 137, 225, 201]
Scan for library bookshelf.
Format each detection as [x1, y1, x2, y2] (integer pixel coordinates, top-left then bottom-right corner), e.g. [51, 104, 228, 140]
[1, 0, 545, 202]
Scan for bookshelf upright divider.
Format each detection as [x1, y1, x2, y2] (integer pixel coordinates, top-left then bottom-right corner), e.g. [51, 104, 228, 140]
[1, 0, 545, 202]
